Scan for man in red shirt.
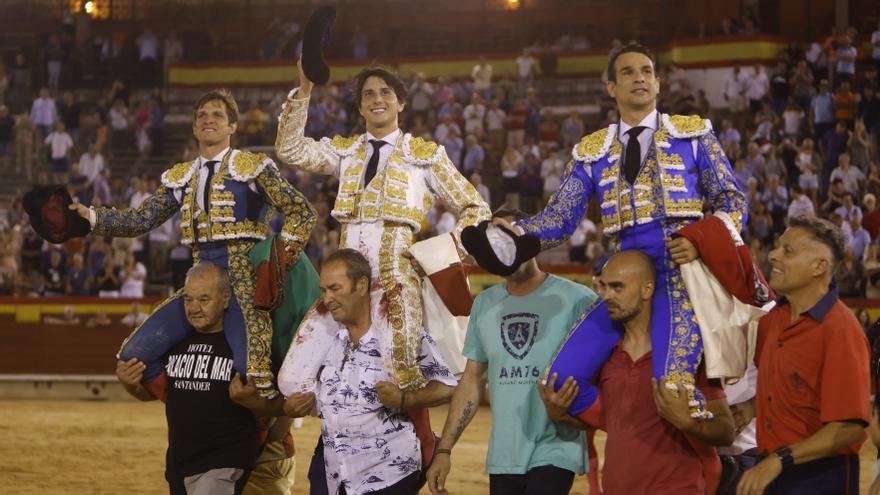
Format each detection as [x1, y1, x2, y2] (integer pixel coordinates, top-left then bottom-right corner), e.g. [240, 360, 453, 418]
[539, 250, 735, 494]
[737, 216, 870, 495]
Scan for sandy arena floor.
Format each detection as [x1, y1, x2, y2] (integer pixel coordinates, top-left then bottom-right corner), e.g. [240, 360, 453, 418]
[0, 399, 874, 494]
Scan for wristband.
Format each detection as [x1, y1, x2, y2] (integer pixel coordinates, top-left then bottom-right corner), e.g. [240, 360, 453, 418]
[775, 446, 794, 470]
[435, 448, 451, 456]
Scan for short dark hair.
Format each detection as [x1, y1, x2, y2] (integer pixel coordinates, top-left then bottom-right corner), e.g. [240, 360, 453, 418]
[607, 41, 657, 83]
[492, 208, 529, 223]
[193, 89, 239, 124]
[352, 66, 408, 107]
[324, 248, 372, 289]
[789, 216, 846, 267]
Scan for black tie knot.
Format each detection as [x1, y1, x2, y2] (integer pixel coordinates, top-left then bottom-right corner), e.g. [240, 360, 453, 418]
[627, 126, 646, 140]
[369, 139, 387, 151]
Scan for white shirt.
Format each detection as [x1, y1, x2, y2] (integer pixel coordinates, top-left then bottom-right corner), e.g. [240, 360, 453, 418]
[136, 32, 158, 60]
[788, 195, 815, 219]
[44, 132, 73, 159]
[31, 97, 57, 126]
[829, 166, 865, 195]
[515, 55, 535, 78]
[463, 103, 486, 134]
[746, 71, 769, 101]
[129, 190, 151, 209]
[120, 262, 146, 297]
[472, 64, 493, 90]
[78, 152, 105, 183]
[723, 72, 746, 100]
[618, 110, 700, 161]
[836, 46, 857, 74]
[486, 108, 506, 131]
[436, 211, 456, 235]
[317, 327, 455, 495]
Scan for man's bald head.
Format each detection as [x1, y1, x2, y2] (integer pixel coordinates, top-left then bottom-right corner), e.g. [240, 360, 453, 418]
[601, 250, 656, 323]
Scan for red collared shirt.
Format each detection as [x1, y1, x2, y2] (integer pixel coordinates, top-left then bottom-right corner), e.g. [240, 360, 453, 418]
[599, 348, 725, 495]
[754, 287, 870, 455]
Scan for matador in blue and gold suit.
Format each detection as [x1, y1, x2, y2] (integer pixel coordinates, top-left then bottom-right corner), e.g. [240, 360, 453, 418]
[90, 148, 315, 397]
[517, 111, 747, 418]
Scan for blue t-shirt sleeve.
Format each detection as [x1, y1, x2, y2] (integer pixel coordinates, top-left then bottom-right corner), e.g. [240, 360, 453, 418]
[462, 295, 489, 364]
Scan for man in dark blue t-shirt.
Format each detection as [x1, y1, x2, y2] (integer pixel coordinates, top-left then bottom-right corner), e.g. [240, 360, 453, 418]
[117, 262, 258, 494]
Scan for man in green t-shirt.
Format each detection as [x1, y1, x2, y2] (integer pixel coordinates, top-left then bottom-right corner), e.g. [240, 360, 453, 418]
[427, 209, 597, 495]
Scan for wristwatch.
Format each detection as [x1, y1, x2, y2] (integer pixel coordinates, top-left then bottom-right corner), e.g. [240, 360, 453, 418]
[774, 446, 794, 470]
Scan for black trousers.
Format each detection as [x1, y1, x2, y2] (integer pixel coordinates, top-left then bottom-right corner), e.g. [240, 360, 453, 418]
[488, 465, 575, 495]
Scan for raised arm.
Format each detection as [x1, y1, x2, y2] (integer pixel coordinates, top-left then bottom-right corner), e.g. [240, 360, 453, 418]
[90, 186, 180, 238]
[254, 159, 317, 262]
[274, 61, 342, 176]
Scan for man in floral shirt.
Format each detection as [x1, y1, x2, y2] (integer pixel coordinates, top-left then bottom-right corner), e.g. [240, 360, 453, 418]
[284, 249, 456, 495]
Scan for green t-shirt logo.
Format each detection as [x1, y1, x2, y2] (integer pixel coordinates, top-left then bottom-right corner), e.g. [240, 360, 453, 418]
[500, 312, 540, 359]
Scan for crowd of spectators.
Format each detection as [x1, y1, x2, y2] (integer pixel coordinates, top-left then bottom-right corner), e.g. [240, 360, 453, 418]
[1, 19, 880, 309]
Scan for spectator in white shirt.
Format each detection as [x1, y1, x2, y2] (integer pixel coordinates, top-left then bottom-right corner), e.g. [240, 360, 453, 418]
[568, 217, 596, 263]
[471, 56, 494, 101]
[485, 99, 507, 152]
[78, 142, 105, 184]
[724, 65, 747, 115]
[515, 48, 536, 97]
[136, 29, 160, 86]
[787, 185, 816, 221]
[119, 252, 147, 298]
[44, 121, 73, 181]
[463, 93, 487, 136]
[434, 113, 460, 144]
[746, 64, 770, 113]
[129, 177, 152, 209]
[718, 119, 742, 160]
[834, 191, 863, 224]
[836, 36, 857, 86]
[829, 152, 865, 195]
[30, 87, 56, 139]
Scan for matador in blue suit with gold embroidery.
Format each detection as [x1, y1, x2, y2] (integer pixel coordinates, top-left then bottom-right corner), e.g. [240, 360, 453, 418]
[74, 90, 316, 398]
[480, 43, 747, 419]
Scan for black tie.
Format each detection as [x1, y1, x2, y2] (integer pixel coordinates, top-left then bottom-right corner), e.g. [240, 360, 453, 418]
[623, 126, 646, 184]
[202, 160, 218, 212]
[364, 139, 387, 186]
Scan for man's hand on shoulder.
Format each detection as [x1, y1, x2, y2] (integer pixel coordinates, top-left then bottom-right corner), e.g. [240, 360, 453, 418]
[68, 202, 90, 221]
[116, 358, 145, 388]
[537, 372, 579, 422]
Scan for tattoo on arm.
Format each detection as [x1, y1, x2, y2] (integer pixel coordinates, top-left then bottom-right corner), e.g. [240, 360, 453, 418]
[449, 400, 477, 445]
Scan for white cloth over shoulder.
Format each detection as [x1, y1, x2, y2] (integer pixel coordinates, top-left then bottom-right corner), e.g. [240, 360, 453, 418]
[681, 259, 768, 381]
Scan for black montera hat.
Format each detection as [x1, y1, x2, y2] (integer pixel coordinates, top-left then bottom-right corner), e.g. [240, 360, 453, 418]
[461, 220, 541, 277]
[23, 185, 91, 244]
[302, 6, 336, 85]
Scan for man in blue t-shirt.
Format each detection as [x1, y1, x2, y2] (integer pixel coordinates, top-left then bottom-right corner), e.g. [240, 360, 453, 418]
[427, 209, 597, 495]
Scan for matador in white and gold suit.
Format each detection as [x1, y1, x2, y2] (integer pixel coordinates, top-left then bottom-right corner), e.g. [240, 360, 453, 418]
[274, 84, 491, 394]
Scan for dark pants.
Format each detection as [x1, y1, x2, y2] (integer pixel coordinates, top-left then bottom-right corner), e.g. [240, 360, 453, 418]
[718, 449, 761, 495]
[488, 465, 575, 495]
[766, 454, 859, 494]
[167, 469, 250, 495]
[338, 471, 420, 495]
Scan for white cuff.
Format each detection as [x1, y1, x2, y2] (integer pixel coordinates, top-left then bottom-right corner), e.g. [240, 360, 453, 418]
[88, 207, 96, 228]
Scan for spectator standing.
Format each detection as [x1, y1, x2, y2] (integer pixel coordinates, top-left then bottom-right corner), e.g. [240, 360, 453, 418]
[44, 121, 73, 182]
[472, 56, 494, 101]
[30, 87, 56, 139]
[810, 80, 835, 142]
[747, 64, 770, 114]
[119, 252, 146, 298]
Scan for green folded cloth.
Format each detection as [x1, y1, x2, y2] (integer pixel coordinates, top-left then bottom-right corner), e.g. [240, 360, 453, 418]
[248, 234, 322, 372]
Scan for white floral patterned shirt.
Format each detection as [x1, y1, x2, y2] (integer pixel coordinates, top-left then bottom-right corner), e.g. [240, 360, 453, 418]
[317, 326, 456, 495]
